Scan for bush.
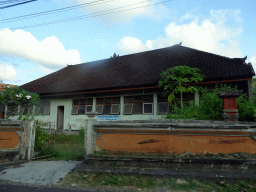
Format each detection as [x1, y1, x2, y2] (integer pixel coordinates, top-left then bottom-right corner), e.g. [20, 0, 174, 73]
[237, 93, 256, 122]
[34, 126, 51, 150]
[165, 83, 256, 122]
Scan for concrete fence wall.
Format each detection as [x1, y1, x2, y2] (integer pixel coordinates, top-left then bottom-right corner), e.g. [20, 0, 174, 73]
[0, 120, 35, 161]
[84, 113, 256, 158]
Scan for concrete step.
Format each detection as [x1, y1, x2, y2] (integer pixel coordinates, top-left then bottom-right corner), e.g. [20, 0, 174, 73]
[85, 155, 256, 173]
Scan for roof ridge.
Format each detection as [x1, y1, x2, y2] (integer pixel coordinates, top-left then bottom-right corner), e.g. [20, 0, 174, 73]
[74, 44, 247, 68]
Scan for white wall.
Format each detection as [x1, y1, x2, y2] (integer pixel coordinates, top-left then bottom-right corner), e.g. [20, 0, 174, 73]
[8, 91, 199, 130]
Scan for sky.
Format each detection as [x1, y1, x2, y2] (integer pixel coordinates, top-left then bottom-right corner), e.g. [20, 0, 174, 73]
[0, 0, 256, 86]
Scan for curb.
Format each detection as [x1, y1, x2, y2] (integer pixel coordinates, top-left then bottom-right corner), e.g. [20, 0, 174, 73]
[73, 164, 256, 184]
[0, 160, 28, 168]
[86, 156, 256, 164]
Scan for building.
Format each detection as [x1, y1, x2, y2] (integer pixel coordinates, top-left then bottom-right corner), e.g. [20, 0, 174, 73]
[8, 44, 255, 130]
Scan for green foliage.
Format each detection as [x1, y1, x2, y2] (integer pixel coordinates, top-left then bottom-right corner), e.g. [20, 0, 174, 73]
[158, 66, 205, 111]
[18, 112, 36, 121]
[34, 126, 51, 150]
[237, 93, 256, 122]
[164, 82, 256, 122]
[78, 126, 85, 138]
[0, 84, 41, 120]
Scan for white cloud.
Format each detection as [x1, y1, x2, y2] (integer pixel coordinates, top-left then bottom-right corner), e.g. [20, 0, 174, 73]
[250, 57, 256, 75]
[116, 37, 149, 55]
[0, 63, 17, 81]
[0, 28, 81, 69]
[71, 0, 163, 23]
[117, 9, 243, 58]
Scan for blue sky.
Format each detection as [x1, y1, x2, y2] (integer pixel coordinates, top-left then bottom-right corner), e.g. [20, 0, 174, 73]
[0, 0, 256, 86]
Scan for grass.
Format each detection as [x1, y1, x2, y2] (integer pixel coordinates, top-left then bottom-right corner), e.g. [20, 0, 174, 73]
[57, 171, 256, 192]
[34, 127, 85, 161]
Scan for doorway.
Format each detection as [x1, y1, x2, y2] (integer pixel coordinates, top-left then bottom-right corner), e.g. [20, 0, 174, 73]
[57, 106, 64, 130]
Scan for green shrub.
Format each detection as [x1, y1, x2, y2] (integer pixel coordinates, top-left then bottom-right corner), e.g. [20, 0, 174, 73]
[237, 93, 256, 122]
[165, 83, 256, 122]
[34, 126, 51, 150]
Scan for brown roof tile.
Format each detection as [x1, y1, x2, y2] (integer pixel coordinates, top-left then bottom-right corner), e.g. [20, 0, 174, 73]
[20, 45, 255, 95]
[0, 84, 18, 91]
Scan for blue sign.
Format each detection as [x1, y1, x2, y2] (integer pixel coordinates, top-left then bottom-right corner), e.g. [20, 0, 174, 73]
[98, 115, 119, 121]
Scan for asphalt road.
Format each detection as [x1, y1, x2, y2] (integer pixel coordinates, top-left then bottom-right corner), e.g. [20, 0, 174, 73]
[0, 184, 94, 192]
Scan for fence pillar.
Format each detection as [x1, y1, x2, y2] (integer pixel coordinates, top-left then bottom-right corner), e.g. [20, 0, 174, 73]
[20, 120, 35, 160]
[85, 112, 98, 158]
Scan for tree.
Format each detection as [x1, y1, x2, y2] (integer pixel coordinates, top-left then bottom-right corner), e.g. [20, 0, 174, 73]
[0, 85, 41, 120]
[158, 65, 205, 111]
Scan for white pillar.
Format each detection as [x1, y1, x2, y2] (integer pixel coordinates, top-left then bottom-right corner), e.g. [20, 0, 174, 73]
[247, 79, 253, 103]
[92, 97, 96, 112]
[85, 112, 97, 158]
[4, 105, 7, 119]
[194, 91, 199, 107]
[153, 93, 157, 118]
[120, 95, 124, 120]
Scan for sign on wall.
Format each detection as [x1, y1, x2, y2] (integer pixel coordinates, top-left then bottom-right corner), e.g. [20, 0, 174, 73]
[98, 115, 119, 121]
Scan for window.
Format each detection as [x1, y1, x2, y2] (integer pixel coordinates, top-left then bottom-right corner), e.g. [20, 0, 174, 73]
[143, 103, 153, 114]
[23, 105, 34, 115]
[8, 103, 19, 115]
[111, 104, 120, 114]
[71, 106, 79, 114]
[96, 97, 120, 115]
[124, 95, 153, 114]
[39, 101, 51, 115]
[158, 102, 169, 114]
[7, 104, 35, 116]
[157, 92, 194, 114]
[96, 105, 104, 114]
[72, 98, 93, 115]
[123, 104, 133, 114]
[34, 105, 41, 115]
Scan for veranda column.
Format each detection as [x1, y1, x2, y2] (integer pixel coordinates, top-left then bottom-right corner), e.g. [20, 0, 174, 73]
[85, 112, 97, 158]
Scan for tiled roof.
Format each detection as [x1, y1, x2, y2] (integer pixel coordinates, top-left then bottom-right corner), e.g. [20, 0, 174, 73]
[20, 44, 255, 95]
[0, 84, 18, 91]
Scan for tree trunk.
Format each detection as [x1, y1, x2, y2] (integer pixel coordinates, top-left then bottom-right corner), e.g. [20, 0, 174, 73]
[180, 91, 184, 111]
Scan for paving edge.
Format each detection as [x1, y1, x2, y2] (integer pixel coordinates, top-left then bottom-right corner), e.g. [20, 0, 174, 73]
[72, 165, 256, 183]
[0, 160, 28, 168]
[86, 156, 256, 165]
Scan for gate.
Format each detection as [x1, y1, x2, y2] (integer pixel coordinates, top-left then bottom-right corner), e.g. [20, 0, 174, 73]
[32, 121, 56, 159]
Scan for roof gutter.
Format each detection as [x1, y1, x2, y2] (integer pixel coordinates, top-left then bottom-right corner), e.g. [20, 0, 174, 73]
[39, 78, 252, 97]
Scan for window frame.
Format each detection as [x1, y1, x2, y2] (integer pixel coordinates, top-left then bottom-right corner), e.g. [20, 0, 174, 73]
[157, 92, 194, 114]
[110, 104, 120, 114]
[123, 95, 153, 115]
[96, 97, 120, 115]
[40, 101, 50, 115]
[157, 102, 169, 114]
[8, 103, 19, 115]
[86, 105, 93, 113]
[143, 103, 153, 114]
[96, 105, 104, 114]
[123, 104, 133, 115]
[71, 98, 93, 115]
